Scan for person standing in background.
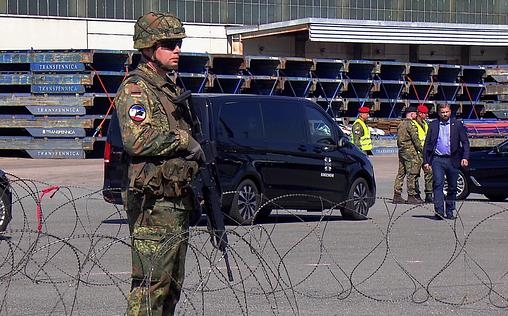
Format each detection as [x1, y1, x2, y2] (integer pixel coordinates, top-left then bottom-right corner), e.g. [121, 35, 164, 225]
[392, 106, 424, 204]
[413, 105, 433, 203]
[352, 106, 373, 155]
[423, 103, 469, 220]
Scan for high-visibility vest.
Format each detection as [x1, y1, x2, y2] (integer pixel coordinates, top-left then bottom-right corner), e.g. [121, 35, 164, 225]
[352, 118, 373, 151]
[411, 119, 428, 146]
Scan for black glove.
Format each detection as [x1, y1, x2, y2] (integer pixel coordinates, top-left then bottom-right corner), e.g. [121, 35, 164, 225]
[186, 136, 205, 163]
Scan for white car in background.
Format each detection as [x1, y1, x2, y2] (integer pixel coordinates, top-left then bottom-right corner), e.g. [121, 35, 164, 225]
[334, 118, 385, 137]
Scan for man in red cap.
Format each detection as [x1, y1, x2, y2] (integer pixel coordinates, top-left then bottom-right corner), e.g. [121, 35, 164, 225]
[352, 106, 373, 155]
[412, 104, 433, 202]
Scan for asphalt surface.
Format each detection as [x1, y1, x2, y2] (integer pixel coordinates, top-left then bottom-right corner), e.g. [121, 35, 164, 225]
[0, 156, 507, 315]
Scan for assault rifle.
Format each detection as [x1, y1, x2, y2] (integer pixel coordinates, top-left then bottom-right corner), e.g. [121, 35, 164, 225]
[173, 90, 234, 282]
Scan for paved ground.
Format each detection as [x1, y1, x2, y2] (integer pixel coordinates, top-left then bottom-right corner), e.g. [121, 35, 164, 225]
[1, 155, 397, 187]
[1, 157, 103, 186]
[0, 156, 506, 315]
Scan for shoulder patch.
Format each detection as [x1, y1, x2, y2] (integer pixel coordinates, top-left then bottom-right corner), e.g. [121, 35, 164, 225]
[129, 104, 147, 122]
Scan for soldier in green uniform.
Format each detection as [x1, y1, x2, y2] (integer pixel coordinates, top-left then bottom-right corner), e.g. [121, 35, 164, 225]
[352, 106, 373, 155]
[392, 106, 424, 204]
[115, 12, 204, 315]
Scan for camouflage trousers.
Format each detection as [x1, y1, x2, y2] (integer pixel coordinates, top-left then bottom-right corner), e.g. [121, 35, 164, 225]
[393, 152, 422, 196]
[122, 190, 193, 316]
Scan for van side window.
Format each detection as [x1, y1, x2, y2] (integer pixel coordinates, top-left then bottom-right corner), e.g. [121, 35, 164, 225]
[217, 101, 263, 141]
[261, 101, 306, 143]
[304, 105, 335, 144]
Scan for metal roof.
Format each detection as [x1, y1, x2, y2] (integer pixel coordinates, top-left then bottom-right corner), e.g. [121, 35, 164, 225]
[226, 18, 508, 46]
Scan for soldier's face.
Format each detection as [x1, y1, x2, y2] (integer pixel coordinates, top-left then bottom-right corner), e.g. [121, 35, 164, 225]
[154, 39, 182, 69]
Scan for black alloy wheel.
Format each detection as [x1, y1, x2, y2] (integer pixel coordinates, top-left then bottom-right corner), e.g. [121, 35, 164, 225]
[341, 177, 370, 220]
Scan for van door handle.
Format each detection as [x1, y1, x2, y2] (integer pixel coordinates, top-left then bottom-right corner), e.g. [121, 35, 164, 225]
[298, 145, 307, 151]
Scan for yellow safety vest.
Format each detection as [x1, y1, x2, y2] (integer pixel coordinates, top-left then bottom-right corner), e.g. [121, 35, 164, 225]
[411, 119, 428, 146]
[352, 118, 373, 151]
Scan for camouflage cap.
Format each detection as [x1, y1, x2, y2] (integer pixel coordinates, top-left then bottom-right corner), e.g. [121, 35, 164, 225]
[133, 12, 186, 49]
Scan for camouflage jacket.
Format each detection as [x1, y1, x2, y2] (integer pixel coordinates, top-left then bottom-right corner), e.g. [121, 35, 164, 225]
[397, 119, 422, 155]
[114, 62, 191, 157]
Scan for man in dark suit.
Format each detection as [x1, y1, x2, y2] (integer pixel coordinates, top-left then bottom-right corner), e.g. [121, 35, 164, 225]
[423, 104, 469, 220]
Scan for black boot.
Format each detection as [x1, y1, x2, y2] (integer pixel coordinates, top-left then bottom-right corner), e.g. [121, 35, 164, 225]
[392, 192, 406, 204]
[407, 195, 424, 204]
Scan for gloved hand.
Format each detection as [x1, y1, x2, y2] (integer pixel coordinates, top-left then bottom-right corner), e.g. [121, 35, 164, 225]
[185, 136, 205, 163]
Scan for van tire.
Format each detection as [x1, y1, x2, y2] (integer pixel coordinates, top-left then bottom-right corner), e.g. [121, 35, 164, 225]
[229, 179, 261, 224]
[444, 170, 468, 200]
[340, 177, 370, 220]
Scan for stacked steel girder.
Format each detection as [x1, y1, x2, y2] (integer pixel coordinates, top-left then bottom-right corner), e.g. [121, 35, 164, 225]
[0, 49, 504, 158]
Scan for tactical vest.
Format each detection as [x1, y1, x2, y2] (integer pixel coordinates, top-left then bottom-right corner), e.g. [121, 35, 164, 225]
[352, 118, 373, 151]
[411, 119, 428, 146]
[126, 68, 198, 198]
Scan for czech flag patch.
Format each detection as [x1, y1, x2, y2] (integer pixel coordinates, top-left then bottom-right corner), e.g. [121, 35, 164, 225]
[129, 104, 146, 122]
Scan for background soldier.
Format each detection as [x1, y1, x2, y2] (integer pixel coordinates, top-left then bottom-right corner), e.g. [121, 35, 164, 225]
[115, 12, 204, 315]
[352, 106, 373, 155]
[392, 106, 424, 204]
[413, 105, 433, 203]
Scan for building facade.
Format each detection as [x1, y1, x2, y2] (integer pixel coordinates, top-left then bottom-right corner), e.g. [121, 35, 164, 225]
[1, 0, 507, 25]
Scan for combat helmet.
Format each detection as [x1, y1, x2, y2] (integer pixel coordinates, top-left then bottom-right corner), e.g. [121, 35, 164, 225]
[133, 12, 186, 49]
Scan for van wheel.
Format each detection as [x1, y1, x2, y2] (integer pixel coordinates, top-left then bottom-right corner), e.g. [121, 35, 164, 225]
[229, 179, 261, 224]
[340, 178, 370, 220]
[444, 170, 468, 200]
[0, 189, 12, 232]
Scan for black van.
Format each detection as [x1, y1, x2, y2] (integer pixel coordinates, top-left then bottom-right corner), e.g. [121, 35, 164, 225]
[103, 94, 376, 223]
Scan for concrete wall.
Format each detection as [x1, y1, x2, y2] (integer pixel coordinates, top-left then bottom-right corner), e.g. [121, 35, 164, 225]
[242, 36, 295, 56]
[0, 16, 228, 53]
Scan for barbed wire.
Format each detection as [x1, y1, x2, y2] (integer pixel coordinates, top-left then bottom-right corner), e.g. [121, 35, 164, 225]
[0, 175, 507, 315]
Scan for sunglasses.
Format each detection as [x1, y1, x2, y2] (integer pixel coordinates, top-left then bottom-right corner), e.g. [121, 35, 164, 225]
[158, 39, 183, 50]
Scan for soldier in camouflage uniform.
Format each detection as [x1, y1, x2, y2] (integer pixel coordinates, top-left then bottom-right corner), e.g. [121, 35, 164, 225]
[392, 106, 425, 204]
[352, 106, 373, 155]
[115, 12, 204, 316]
